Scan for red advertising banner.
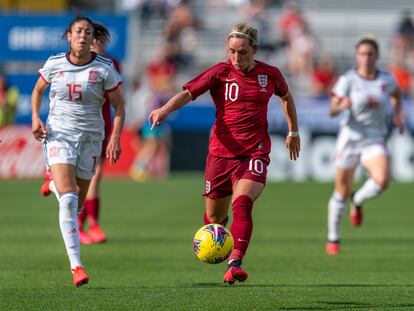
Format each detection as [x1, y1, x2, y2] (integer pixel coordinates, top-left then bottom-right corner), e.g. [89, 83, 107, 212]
[0, 126, 45, 178]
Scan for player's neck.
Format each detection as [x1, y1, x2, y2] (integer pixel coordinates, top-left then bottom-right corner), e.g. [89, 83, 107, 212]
[358, 67, 377, 79]
[69, 51, 92, 65]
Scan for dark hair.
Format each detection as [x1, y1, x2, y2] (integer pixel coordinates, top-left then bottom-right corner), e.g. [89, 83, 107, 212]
[62, 16, 110, 46]
[355, 37, 379, 55]
[93, 22, 110, 47]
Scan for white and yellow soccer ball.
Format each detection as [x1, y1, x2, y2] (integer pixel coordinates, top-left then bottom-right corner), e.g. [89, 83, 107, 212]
[192, 224, 234, 264]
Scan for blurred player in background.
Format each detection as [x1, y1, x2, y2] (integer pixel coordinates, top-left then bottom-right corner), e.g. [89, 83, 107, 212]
[149, 23, 300, 284]
[326, 37, 404, 255]
[31, 16, 125, 286]
[77, 24, 122, 245]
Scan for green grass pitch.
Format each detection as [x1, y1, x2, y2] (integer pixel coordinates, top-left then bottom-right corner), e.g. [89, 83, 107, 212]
[1, 175, 413, 310]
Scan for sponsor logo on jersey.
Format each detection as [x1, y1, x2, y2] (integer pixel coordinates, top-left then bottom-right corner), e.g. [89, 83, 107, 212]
[88, 70, 99, 83]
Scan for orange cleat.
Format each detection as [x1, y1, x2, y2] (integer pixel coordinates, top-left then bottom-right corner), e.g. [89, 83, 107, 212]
[224, 259, 248, 284]
[79, 230, 93, 245]
[71, 266, 89, 287]
[88, 224, 107, 244]
[40, 170, 53, 197]
[325, 241, 340, 255]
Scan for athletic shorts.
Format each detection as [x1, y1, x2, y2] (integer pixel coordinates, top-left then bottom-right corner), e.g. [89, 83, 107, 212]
[140, 122, 171, 141]
[335, 131, 388, 169]
[203, 153, 270, 199]
[43, 138, 102, 180]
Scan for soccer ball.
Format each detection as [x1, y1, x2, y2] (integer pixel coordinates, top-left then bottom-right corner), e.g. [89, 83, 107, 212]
[192, 224, 234, 264]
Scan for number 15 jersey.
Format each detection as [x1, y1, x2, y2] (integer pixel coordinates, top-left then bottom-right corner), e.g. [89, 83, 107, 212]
[183, 60, 289, 158]
[38, 52, 122, 142]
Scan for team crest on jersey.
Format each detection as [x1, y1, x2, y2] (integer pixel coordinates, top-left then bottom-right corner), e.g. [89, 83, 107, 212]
[57, 71, 64, 78]
[258, 75, 268, 88]
[88, 70, 99, 83]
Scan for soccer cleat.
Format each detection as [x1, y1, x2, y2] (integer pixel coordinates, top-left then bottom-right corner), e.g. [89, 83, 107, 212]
[79, 230, 93, 245]
[350, 193, 363, 227]
[40, 170, 53, 197]
[224, 259, 248, 284]
[88, 224, 107, 244]
[71, 266, 89, 287]
[325, 241, 340, 255]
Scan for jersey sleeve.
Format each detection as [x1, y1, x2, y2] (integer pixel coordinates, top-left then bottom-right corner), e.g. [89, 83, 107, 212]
[183, 65, 220, 100]
[388, 73, 398, 93]
[331, 75, 350, 98]
[104, 65, 122, 92]
[273, 68, 289, 97]
[38, 58, 53, 84]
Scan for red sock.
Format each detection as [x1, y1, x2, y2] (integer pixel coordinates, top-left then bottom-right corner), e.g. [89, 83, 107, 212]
[85, 198, 100, 227]
[229, 195, 253, 260]
[77, 209, 87, 231]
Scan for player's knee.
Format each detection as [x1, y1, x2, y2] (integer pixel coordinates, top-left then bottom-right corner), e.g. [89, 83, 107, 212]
[374, 176, 389, 190]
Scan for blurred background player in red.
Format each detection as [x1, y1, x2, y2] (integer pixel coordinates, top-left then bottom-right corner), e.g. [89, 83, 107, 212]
[77, 24, 122, 244]
[149, 23, 300, 284]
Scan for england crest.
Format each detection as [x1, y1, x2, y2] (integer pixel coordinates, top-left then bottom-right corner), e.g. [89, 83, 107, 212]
[258, 75, 267, 88]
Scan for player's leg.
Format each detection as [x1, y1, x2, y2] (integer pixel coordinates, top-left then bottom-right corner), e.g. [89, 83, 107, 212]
[50, 163, 89, 287]
[204, 196, 231, 225]
[82, 155, 106, 244]
[223, 179, 264, 284]
[351, 144, 389, 227]
[326, 167, 355, 255]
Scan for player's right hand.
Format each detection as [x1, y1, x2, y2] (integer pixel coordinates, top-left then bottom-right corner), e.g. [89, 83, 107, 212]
[148, 108, 167, 131]
[32, 117, 47, 141]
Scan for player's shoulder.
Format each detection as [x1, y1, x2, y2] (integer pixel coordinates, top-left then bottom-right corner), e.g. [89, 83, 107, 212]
[95, 54, 114, 68]
[45, 52, 67, 64]
[255, 60, 284, 76]
[377, 69, 395, 81]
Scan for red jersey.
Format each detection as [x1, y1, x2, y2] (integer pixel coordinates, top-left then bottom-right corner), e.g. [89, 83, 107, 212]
[183, 60, 288, 158]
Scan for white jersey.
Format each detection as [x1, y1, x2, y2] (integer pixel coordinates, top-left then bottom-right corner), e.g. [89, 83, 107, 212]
[39, 52, 122, 142]
[332, 69, 397, 139]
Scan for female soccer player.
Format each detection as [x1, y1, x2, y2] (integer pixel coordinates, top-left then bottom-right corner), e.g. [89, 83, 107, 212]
[31, 16, 125, 286]
[326, 37, 404, 255]
[149, 23, 300, 284]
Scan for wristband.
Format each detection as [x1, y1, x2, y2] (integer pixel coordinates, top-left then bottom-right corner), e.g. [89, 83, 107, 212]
[288, 131, 299, 137]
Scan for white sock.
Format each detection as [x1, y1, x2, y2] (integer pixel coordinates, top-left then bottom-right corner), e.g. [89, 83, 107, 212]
[327, 192, 346, 242]
[49, 180, 59, 199]
[353, 179, 382, 206]
[58, 192, 82, 270]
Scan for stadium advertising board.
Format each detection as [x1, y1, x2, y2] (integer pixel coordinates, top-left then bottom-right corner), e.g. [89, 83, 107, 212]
[0, 14, 127, 61]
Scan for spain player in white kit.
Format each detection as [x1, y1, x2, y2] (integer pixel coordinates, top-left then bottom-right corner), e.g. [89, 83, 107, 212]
[31, 16, 125, 286]
[326, 38, 404, 255]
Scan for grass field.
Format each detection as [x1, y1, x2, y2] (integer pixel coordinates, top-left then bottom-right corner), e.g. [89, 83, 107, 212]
[1, 174, 413, 310]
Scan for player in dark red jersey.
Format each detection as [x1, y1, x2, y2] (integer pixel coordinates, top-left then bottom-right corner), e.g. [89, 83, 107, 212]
[78, 23, 122, 244]
[149, 23, 300, 284]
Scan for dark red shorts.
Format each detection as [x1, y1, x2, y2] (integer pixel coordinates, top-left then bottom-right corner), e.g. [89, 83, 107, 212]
[203, 153, 270, 199]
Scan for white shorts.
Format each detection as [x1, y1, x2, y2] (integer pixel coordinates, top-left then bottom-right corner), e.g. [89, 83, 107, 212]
[43, 138, 102, 180]
[335, 131, 388, 169]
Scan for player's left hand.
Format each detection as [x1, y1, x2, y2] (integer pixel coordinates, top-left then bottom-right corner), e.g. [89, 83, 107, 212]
[286, 135, 300, 160]
[106, 137, 121, 165]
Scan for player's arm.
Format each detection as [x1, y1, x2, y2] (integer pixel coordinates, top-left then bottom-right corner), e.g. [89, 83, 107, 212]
[31, 77, 49, 141]
[329, 95, 350, 117]
[149, 89, 193, 130]
[280, 91, 300, 160]
[106, 86, 125, 164]
[390, 87, 404, 134]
